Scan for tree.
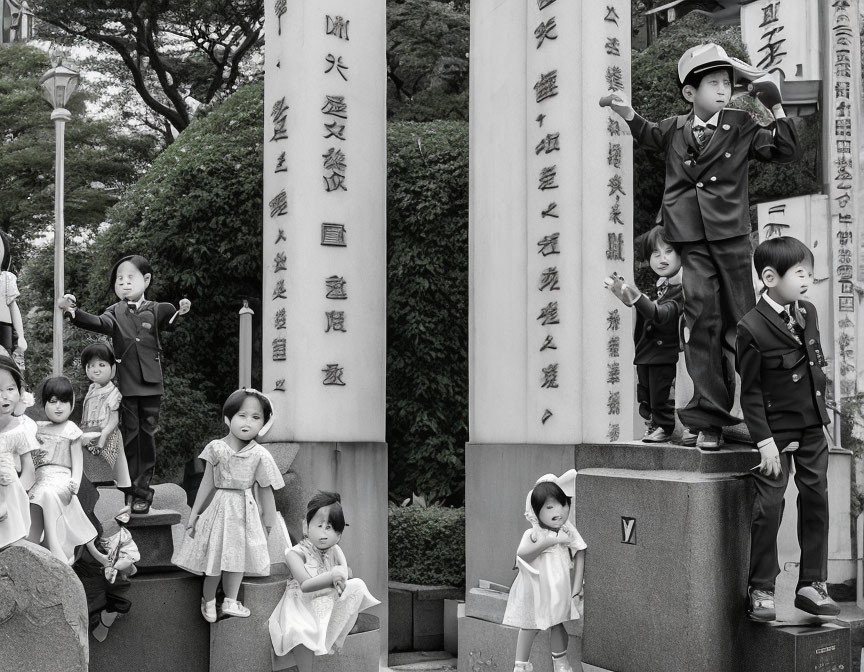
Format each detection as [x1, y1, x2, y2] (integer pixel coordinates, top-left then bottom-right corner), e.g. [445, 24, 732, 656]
[387, 120, 469, 503]
[0, 44, 155, 252]
[20, 82, 265, 483]
[387, 0, 470, 121]
[29, 0, 265, 144]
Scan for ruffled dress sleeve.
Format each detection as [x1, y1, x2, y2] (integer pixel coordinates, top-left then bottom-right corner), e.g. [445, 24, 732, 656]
[62, 421, 84, 442]
[12, 416, 38, 455]
[105, 383, 122, 412]
[253, 444, 285, 489]
[198, 440, 219, 465]
[566, 525, 588, 552]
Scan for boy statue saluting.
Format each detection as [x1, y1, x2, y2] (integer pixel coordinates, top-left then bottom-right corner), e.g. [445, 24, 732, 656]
[601, 44, 801, 449]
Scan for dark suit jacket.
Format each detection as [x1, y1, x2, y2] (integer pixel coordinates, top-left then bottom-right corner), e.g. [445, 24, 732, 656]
[70, 300, 178, 397]
[633, 283, 682, 366]
[736, 298, 829, 444]
[627, 109, 801, 243]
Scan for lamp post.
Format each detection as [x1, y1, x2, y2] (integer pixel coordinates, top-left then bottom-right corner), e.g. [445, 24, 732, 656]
[39, 53, 80, 376]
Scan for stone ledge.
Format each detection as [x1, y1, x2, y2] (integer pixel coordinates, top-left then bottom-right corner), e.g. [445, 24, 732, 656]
[389, 582, 463, 601]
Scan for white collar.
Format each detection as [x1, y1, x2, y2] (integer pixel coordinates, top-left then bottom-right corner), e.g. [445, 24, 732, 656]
[127, 296, 146, 309]
[762, 292, 788, 315]
[693, 111, 720, 128]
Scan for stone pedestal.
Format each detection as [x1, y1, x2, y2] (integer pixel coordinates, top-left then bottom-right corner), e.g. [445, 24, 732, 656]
[89, 571, 209, 672]
[211, 571, 290, 672]
[0, 541, 88, 671]
[125, 508, 182, 572]
[737, 622, 851, 672]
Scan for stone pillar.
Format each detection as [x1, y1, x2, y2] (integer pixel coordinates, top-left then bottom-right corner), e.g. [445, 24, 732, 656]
[263, 0, 387, 658]
[470, 0, 634, 446]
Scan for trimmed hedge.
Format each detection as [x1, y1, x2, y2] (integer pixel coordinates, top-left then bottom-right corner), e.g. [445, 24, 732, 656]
[389, 506, 465, 587]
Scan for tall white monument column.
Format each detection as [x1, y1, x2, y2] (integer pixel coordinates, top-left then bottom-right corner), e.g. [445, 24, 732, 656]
[263, 0, 387, 655]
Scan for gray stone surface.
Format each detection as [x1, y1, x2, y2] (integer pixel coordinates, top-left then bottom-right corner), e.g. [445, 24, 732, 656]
[443, 600, 461, 656]
[577, 467, 751, 672]
[210, 571, 290, 672]
[389, 587, 413, 652]
[89, 570, 209, 672]
[457, 615, 582, 672]
[465, 588, 508, 624]
[737, 621, 851, 672]
[315, 614, 381, 672]
[125, 507, 181, 571]
[82, 448, 114, 485]
[0, 541, 89, 671]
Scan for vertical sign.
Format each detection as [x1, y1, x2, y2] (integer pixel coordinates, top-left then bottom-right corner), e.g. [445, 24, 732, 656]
[263, 1, 386, 441]
[824, 0, 862, 398]
[740, 0, 820, 82]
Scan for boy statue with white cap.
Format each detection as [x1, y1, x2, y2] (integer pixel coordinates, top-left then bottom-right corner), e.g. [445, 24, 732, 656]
[601, 43, 801, 449]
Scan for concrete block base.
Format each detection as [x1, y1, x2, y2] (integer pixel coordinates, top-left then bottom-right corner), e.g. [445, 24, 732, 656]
[90, 571, 209, 672]
[737, 621, 851, 672]
[125, 508, 182, 572]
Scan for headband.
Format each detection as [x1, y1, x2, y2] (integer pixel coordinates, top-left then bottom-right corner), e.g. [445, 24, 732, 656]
[524, 468, 578, 529]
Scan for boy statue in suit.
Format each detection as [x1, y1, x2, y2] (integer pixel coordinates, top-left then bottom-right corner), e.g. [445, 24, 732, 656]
[601, 43, 801, 449]
[737, 237, 837, 622]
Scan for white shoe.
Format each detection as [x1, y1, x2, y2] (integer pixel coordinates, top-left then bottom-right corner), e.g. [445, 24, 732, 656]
[514, 663, 533, 672]
[220, 597, 251, 618]
[201, 598, 217, 623]
[552, 655, 573, 672]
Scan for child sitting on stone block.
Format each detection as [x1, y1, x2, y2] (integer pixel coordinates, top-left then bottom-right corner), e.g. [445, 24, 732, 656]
[605, 225, 682, 443]
[601, 43, 801, 450]
[736, 236, 837, 622]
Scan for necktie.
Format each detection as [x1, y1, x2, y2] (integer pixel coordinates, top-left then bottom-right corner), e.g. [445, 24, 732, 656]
[656, 277, 669, 299]
[127, 302, 137, 314]
[692, 123, 716, 150]
[781, 310, 802, 345]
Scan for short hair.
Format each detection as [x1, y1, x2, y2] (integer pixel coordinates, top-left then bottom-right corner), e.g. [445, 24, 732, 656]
[81, 342, 116, 368]
[305, 491, 347, 533]
[639, 225, 679, 262]
[0, 229, 13, 272]
[681, 65, 733, 92]
[40, 376, 75, 407]
[0, 355, 23, 390]
[222, 388, 274, 424]
[109, 254, 153, 294]
[753, 237, 814, 279]
[530, 481, 571, 523]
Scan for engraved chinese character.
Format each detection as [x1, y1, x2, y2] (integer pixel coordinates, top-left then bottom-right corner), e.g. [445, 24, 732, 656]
[541, 363, 559, 388]
[539, 267, 560, 291]
[607, 117, 621, 136]
[324, 121, 346, 140]
[273, 379, 286, 392]
[607, 336, 620, 358]
[537, 301, 560, 325]
[536, 114, 546, 127]
[606, 233, 625, 261]
[605, 36, 620, 56]
[274, 0, 286, 35]
[273, 337, 287, 361]
[607, 424, 620, 441]
[326, 15, 349, 40]
[541, 202, 559, 218]
[757, 36, 788, 71]
[322, 364, 346, 386]
[607, 309, 620, 331]
[324, 173, 347, 192]
[271, 97, 289, 142]
[835, 118, 852, 136]
[608, 174, 626, 196]
[275, 228, 286, 244]
[609, 195, 624, 226]
[605, 65, 624, 92]
[608, 142, 622, 168]
[270, 190, 288, 217]
[323, 147, 347, 174]
[835, 81, 850, 99]
[274, 307, 287, 330]
[835, 155, 853, 179]
[325, 276, 348, 300]
[540, 334, 557, 351]
[607, 391, 620, 415]
[539, 166, 559, 190]
[837, 139, 852, 154]
[321, 223, 347, 247]
[275, 151, 287, 173]
[322, 95, 348, 118]
[535, 132, 561, 155]
[534, 70, 559, 103]
[604, 6, 619, 25]
[541, 409, 553, 424]
[272, 279, 287, 300]
[325, 54, 349, 81]
[325, 311, 346, 333]
[759, 1, 779, 27]
[535, 18, 558, 49]
[836, 100, 851, 117]
[538, 0, 557, 9]
[837, 230, 853, 246]
[607, 362, 620, 384]
[537, 233, 560, 256]
[273, 251, 287, 273]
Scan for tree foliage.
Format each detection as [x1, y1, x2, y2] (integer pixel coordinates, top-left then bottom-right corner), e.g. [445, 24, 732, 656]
[387, 0, 469, 121]
[387, 121, 468, 504]
[0, 44, 155, 249]
[21, 82, 265, 483]
[630, 13, 820, 246]
[29, 0, 265, 144]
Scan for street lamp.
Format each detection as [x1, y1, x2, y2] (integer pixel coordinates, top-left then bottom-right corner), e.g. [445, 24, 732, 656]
[39, 52, 80, 376]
